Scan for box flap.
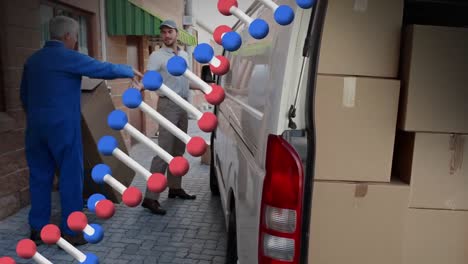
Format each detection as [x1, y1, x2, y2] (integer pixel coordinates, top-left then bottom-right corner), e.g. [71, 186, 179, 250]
[81, 77, 104, 91]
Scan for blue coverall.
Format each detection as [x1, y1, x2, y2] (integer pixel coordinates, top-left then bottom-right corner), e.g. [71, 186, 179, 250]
[20, 40, 134, 236]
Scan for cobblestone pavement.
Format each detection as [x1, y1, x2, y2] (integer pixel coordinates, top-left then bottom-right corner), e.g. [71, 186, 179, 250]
[0, 120, 227, 263]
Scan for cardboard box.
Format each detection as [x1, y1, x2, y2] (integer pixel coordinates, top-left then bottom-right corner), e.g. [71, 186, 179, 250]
[403, 209, 468, 264]
[81, 80, 135, 203]
[393, 132, 468, 210]
[309, 180, 409, 264]
[142, 90, 159, 137]
[318, 0, 403, 77]
[399, 25, 468, 133]
[315, 75, 400, 182]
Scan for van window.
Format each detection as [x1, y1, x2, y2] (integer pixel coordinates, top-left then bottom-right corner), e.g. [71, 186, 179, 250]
[220, 0, 297, 149]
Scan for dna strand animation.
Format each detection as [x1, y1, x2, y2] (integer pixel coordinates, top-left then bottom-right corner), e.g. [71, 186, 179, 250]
[142, 72, 219, 133]
[1, 1, 314, 262]
[0, 257, 15, 264]
[67, 212, 105, 244]
[43, 225, 99, 264]
[86, 193, 116, 220]
[16, 239, 52, 264]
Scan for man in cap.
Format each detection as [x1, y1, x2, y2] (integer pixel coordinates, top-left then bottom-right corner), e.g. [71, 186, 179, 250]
[142, 20, 197, 215]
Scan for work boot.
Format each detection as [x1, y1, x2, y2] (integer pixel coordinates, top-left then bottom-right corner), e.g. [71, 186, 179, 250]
[61, 233, 88, 247]
[141, 198, 166, 215]
[30, 229, 43, 245]
[168, 188, 196, 200]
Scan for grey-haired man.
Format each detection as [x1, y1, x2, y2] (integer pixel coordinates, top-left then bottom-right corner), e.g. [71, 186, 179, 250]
[21, 16, 142, 245]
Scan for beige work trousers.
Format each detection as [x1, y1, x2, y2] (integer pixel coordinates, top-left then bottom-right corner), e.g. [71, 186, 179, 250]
[145, 97, 188, 200]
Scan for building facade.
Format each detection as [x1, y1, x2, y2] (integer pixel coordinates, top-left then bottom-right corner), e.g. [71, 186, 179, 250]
[0, 0, 197, 219]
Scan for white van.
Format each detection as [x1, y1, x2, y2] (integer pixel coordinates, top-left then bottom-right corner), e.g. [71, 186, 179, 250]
[208, 0, 322, 263]
[207, 0, 468, 263]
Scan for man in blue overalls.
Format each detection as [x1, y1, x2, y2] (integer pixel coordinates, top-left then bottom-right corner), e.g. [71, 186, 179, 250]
[20, 16, 142, 246]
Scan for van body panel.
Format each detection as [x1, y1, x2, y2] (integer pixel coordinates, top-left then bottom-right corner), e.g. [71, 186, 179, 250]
[213, 1, 314, 263]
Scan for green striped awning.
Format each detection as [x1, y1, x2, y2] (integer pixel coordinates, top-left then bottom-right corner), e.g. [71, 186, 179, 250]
[106, 0, 197, 46]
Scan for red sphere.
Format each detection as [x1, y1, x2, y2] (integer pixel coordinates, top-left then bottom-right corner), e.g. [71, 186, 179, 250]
[67, 211, 88, 232]
[214, 25, 232, 45]
[169, 157, 189, 176]
[0, 257, 16, 264]
[198, 112, 218, 132]
[205, 85, 225, 105]
[16, 239, 36, 259]
[40, 224, 61, 245]
[147, 173, 167, 193]
[96, 199, 115, 219]
[211, 56, 230, 76]
[122, 187, 142, 207]
[187, 137, 207, 157]
[218, 0, 238, 16]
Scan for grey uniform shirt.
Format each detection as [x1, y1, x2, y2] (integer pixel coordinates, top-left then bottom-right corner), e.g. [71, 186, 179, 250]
[147, 47, 190, 100]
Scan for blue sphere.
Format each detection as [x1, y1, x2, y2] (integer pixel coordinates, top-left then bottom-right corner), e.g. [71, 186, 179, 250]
[296, 0, 314, 9]
[85, 224, 104, 244]
[122, 88, 142, 109]
[194, 43, 214, 63]
[107, 110, 128, 131]
[81, 253, 99, 264]
[222, 31, 242, 51]
[142, 71, 163, 91]
[275, 5, 295, 25]
[91, 164, 111, 184]
[249, 19, 269, 39]
[97, 136, 118, 156]
[87, 193, 106, 213]
[167, 56, 187, 76]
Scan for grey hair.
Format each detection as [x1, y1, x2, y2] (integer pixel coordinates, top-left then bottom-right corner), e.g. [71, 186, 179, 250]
[49, 16, 79, 40]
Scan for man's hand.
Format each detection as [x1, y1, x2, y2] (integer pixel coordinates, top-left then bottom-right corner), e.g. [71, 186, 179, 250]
[132, 68, 144, 91]
[133, 68, 143, 78]
[132, 79, 144, 91]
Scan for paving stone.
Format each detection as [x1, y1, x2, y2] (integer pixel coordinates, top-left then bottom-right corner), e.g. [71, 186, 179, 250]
[0, 121, 227, 263]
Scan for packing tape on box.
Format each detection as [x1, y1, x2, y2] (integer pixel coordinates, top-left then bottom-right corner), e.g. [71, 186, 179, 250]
[353, 0, 368, 12]
[354, 183, 368, 198]
[343, 77, 357, 108]
[444, 199, 457, 210]
[449, 134, 465, 175]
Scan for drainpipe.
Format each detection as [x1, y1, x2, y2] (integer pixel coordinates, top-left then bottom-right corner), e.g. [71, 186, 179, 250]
[184, 0, 194, 66]
[196, 19, 215, 35]
[185, 0, 197, 113]
[100, 0, 107, 62]
[99, 0, 109, 89]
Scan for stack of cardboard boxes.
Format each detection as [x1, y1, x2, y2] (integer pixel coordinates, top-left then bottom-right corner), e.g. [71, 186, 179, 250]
[308, 1, 406, 263]
[308, 1, 468, 263]
[394, 25, 468, 264]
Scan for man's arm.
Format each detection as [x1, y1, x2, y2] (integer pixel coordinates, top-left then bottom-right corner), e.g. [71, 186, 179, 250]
[65, 51, 135, 80]
[20, 65, 28, 112]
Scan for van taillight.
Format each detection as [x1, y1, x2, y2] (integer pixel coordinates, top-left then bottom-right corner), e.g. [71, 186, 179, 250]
[259, 135, 304, 263]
